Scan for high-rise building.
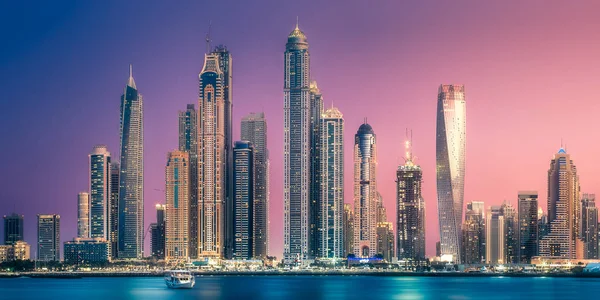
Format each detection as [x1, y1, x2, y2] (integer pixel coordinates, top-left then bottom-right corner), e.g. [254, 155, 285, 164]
[353, 122, 378, 258]
[109, 162, 119, 258]
[118, 65, 144, 259]
[37, 214, 60, 262]
[436, 84, 466, 263]
[462, 202, 485, 264]
[89, 145, 111, 239]
[581, 194, 598, 259]
[232, 141, 255, 260]
[165, 151, 190, 261]
[151, 204, 166, 259]
[283, 22, 311, 263]
[3, 213, 24, 245]
[539, 148, 581, 258]
[396, 136, 425, 261]
[309, 81, 323, 259]
[343, 204, 354, 257]
[376, 222, 394, 262]
[485, 206, 504, 264]
[502, 202, 518, 264]
[211, 45, 234, 260]
[178, 104, 198, 259]
[240, 112, 269, 258]
[318, 107, 344, 259]
[198, 51, 225, 259]
[77, 192, 90, 238]
[517, 191, 538, 263]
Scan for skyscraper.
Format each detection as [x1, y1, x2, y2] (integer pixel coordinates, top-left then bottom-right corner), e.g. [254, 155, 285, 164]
[37, 214, 60, 262]
[343, 204, 354, 257]
[198, 51, 225, 259]
[89, 145, 110, 239]
[178, 104, 198, 258]
[77, 192, 90, 238]
[318, 107, 344, 259]
[581, 194, 598, 259]
[436, 84, 466, 263]
[462, 202, 485, 264]
[485, 206, 504, 264]
[212, 46, 234, 260]
[353, 122, 378, 258]
[240, 112, 269, 258]
[396, 136, 426, 261]
[165, 151, 190, 261]
[150, 204, 166, 259]
[284, 22, 311, 263]
[118, 65, 144, 259]
[309, 81, 323, 259]
[517, 191, 538, 263]
[233, 141, 255, 260]
[3, 213, 24, 245]
[502, 202, 518, 264]
[539, 148, 581, 258]
[109, 162, 119, 258]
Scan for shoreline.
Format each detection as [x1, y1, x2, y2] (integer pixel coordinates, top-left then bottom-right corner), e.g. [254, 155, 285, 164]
[3, 271, 600, 279]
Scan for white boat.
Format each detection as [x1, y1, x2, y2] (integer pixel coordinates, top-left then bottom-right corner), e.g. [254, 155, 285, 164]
[164, 270, 195, 289]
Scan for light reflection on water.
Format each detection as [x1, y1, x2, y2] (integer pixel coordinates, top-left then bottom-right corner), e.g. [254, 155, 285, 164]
[1, 275, 600, 299]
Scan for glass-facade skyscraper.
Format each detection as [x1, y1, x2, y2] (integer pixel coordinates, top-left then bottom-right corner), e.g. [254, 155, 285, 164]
[240, 112, 269, 258]
[3, 213, 24, 245]
[198, 52, 225, 259]
[581, 194, 597, 259]
[109, 162, 119, 259]
[539, 148, 580, 258]
[165, 150, 189, 260]
[284, 22, 312, 263]
[396, 138, 425, 261]
[178, 104, 198, 258]
[436, 84, 466, 263]
[318, 107, 344, 259]
[211, 46, 234, 260]
[232, 141, 255, 260]
[517, 191, 538, 263]
[37, 214, 60, 262]
[89, 145, 111, 240]
[118, 65, 144, 259]
[353, 122, 378, 258]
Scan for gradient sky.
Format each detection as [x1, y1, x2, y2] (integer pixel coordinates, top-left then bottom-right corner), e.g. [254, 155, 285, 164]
[2, 1, 600, 259]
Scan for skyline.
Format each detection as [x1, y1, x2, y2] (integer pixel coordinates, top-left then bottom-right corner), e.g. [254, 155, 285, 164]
[4, 1, 600, 259]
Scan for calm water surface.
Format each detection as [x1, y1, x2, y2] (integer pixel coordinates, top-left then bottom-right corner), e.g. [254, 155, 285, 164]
[1, 276, 599, 299]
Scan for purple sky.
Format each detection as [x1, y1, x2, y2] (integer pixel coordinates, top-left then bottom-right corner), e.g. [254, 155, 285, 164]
[2, 1, 600, 259]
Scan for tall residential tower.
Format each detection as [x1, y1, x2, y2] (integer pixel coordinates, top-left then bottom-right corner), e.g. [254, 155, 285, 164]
[353, 122, 378, 258]
[318, 107, 344, 258]
[89, 145, 111, 239]
[178, 104, 198, 258]
[198, 51, 225, 259]
[436, 84, 466, 263]
[240, 112, 269, 258]
[283, 22, 312, 263]
[118, 65, 144, 259]
[165, 151, 190, 260]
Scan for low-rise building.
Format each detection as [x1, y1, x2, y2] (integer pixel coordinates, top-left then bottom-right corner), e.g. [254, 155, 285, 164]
[0, 241, 31, 262]
[63, 238, 109, 264]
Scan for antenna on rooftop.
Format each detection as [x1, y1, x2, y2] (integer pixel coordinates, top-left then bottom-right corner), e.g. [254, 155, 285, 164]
[205, 21, 212, 54]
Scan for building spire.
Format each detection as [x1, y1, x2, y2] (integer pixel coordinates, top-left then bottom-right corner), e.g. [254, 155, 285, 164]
[127, 64, 136, 89]
[295, 16, 299, 30]
[405, 128, 414, 165]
